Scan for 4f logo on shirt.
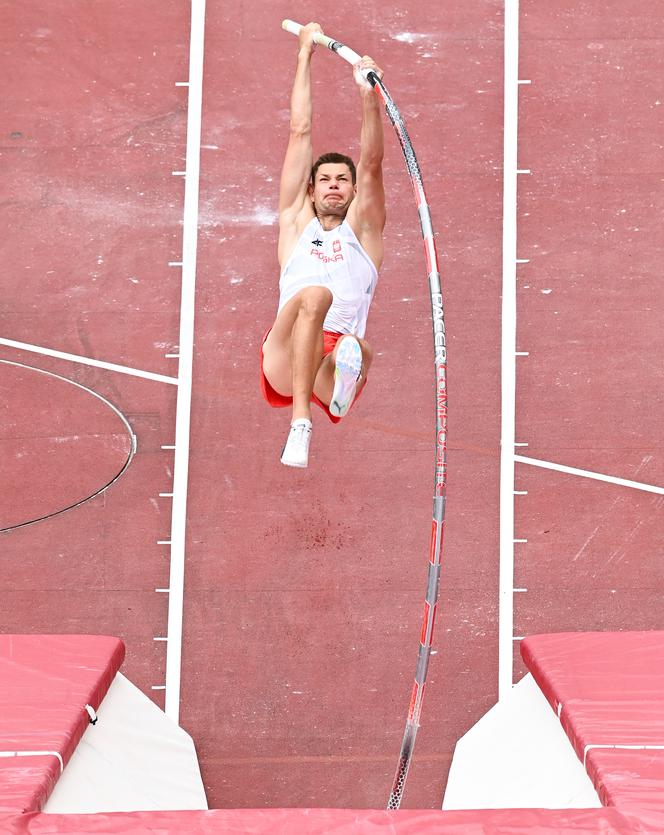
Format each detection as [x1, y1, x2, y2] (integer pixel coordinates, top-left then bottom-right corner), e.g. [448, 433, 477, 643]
[311, 238, 323, 247]
[309, 238, 344, 264]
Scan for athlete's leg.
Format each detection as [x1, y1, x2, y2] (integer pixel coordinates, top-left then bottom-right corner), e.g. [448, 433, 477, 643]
[313, 335, 373, 410]
[262, 286, 333, 422]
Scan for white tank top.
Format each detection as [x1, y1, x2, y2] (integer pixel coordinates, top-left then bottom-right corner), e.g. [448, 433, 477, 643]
[278, 217, 378, 338]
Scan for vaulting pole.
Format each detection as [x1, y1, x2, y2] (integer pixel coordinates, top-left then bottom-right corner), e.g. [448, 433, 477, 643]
[282, 21, 448, 808]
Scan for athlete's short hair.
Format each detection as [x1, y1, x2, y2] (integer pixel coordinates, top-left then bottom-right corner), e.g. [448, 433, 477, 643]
[311, 152, 357, 185]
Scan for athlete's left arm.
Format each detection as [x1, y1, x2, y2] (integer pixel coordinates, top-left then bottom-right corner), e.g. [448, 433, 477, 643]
[348, 57, 386, 269]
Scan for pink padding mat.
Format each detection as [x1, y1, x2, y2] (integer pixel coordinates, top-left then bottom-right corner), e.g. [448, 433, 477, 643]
[587, 748, 664, 810]
[521, 632, 664, 811]
[1, 807, 663, 834]
[0, 635, 125, 813]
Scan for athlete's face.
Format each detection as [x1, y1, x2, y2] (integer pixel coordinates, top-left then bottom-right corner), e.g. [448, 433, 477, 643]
[310, 163, 356, 217]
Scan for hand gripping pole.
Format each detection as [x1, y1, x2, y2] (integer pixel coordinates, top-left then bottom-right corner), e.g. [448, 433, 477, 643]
[282, 20, 447, 811]
[281, 19, 376, 86]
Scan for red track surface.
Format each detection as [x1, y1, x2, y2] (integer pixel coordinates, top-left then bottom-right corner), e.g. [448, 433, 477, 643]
[1, 0, 661, 812]
[513, 0, 664, 680]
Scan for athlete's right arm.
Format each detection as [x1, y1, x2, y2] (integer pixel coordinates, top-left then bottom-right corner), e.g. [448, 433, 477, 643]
[278, 23, 320, 265]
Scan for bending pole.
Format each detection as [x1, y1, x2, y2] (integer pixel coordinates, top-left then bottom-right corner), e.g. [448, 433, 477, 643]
[282, 20, 448, 810]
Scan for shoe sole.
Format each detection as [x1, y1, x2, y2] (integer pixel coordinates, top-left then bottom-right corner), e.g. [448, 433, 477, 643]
[330, 336, 362, 418]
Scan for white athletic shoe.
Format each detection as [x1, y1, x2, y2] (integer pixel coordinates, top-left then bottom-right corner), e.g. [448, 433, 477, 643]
[330, 336, 362, 418]
[280, 419, 313, 468]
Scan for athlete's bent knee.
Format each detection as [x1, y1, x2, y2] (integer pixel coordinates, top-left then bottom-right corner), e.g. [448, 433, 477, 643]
[298, 286, 333, 320]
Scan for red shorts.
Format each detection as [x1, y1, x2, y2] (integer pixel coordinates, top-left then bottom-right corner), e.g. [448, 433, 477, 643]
[260, 328, 365, 424]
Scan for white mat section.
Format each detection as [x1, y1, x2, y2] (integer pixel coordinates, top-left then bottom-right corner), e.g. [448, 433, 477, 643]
[443, 673, 601, 810]
[44, 673, 208, 813]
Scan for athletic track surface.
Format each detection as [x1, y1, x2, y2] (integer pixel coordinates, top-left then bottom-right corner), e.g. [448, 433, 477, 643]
[2, 0, 662, 809]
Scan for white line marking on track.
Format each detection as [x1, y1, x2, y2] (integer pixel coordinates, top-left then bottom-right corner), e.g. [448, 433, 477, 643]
[169, 261, 183, 267]
[515, 442, 529, 447]
[514, 539, 528, 543]
[159, 493, 174, 498]
[172, 171, 186, 176]
[517, 169, 531, 174]
[514, 490, 528, 495]
[515, 455, 664, 495]
[516, 351, 529, 356]
[155, 588, 170, 593]
[516, 258, 530, 263]
[151, 685, 166, 691]
[153, 637, 168, 641]
[499, 0, 520, 703]
[0, 338, 178, 385]
[175, 82, 189, 86]
[157, 540, 172, 546]
[513, 588, 528, 592]
[518, 79, 532, 84]
[164, 0, 206, 725]
[161, 445, 176, 450]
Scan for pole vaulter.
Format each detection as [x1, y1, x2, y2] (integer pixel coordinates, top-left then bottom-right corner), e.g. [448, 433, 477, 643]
[282, 20, 448, 810]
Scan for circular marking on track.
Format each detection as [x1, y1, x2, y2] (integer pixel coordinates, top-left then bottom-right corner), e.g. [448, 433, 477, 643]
[0, 360, 136, 531]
